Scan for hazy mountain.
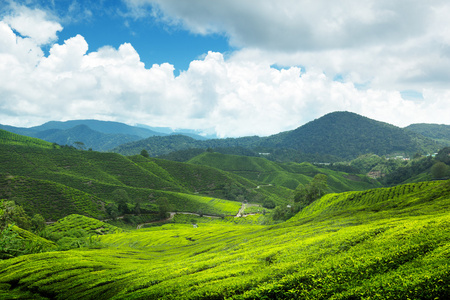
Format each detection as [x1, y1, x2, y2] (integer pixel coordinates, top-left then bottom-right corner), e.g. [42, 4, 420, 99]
[31, 119, 166, 138]
[136, 123, 218, 139]
[1, 120, 213, 151]
[33, 124, 145, 151]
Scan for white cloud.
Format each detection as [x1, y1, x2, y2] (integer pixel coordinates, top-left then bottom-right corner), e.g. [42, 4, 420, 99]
[125, 0, 450, 91]
[3, 4, 62, 45]
[1, 1, 450, 137]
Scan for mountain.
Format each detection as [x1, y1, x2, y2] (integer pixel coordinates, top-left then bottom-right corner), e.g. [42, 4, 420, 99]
[31, 119, 166, 138]
[113, 111, 442, 160]
[0, 120, 168, 151]
[137, 123, 219, 139]
[405, 123, 450, 146]
[261, 111, 441, 159]
[33, 124, 145, 151]
[0, 119, 215, 151]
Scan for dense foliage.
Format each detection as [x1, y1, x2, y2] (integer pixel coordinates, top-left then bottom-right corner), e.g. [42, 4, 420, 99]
[406, 123, 450, 146]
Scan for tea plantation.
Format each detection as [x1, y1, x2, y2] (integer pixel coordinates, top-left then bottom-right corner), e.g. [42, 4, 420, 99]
[0, 179, 449, 299]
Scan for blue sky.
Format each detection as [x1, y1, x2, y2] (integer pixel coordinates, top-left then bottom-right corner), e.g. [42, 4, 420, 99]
[12, 0, 232, 71]
[1, 0, 450, 137]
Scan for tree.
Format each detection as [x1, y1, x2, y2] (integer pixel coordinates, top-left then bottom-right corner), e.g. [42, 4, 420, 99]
[140, 149, 149, 158]
[133, 202, 141, 215]
[431, 161, 449, 179]
[294, 174, 328, 207]
[112, 189, 131, 215]
[0, 200, 31, 230]
[31, 214, 46, 232]
[73, 141, 86, 150]
[156, 197, 170, 219]
[106, 203, 119, 220]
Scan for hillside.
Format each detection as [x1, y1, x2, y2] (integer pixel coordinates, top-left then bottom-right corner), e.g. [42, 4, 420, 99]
[0, 132, 288, 220]
[113, 111, 442, 160]
[188, 152, 381, 191]
[405, 123, 450, 146]
[0, 128, 55, 148]
[1, 179, 449, 299]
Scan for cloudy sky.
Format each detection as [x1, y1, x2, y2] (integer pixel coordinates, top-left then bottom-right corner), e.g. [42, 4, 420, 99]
[1, 0, 450, 137]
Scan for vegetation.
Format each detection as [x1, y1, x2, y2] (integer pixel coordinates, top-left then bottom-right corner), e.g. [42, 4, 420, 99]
[0, 180, 448, 299]
[0, 136, 287, 221]
[406, 123, 450, 146]
[188, 152, 380, 191]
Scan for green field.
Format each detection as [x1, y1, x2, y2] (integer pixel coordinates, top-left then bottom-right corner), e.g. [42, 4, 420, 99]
[1, 180, 449, 299]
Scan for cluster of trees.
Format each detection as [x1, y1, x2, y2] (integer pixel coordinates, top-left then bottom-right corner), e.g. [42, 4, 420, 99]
[272, 174, 328, 221]
[431, 147, 450, 179]
[293, 174, 328, 208]
[0, 199, 46, 258]
[105, 189, 172, 223]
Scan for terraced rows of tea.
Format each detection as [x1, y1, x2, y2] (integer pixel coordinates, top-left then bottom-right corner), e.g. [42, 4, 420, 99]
[1, 180, 449, 299]
[0, 133, 285, 220]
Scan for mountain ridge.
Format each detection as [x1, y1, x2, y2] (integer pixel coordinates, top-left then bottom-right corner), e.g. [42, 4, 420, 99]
[113, 111, 443, 160]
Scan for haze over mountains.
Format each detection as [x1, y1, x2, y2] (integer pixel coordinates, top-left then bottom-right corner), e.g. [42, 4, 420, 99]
[1, 111, 446, 159]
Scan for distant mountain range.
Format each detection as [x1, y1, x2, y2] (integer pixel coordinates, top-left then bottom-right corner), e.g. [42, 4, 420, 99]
[113, 111, 444, 160]
[0, 111, 447, 159]
[0, 120, 208, 151]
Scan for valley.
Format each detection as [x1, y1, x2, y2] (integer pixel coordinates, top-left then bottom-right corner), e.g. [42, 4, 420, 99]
[0, 111, 449, 299]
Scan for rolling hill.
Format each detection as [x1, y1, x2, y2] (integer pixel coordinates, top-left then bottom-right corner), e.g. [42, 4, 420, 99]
[1, 179, 449, 299]
[0, 130, 289, 220]
[188, 152, 381, 191]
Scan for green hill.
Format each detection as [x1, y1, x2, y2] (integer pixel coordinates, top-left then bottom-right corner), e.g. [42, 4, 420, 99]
[1, 179, 448, 299]
[188, 152, 381, 191]
[0, 133, 288, 220]
[0, 129, 55, 148]
[405, 123, 450, 146]
[0, 175, 105, 220]
[46, 214, 123, 236]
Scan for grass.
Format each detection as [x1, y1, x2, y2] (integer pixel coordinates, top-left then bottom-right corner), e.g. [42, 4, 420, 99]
[0, 180, 448, 299]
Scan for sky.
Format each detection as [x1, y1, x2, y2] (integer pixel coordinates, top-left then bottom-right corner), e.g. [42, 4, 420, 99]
[1, 0, 450, 138]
